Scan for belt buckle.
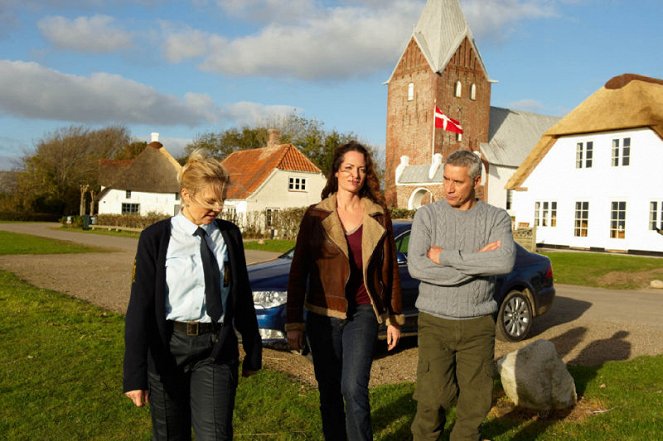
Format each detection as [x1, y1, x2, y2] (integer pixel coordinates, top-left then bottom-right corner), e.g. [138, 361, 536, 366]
[186, 321, 199, 336]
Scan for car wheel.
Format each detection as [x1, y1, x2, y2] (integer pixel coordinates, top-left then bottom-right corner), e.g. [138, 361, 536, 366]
[496, 290, 533, 342]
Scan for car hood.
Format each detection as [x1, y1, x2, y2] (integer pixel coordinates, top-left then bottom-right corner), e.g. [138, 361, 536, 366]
[247, 257, 291, 290]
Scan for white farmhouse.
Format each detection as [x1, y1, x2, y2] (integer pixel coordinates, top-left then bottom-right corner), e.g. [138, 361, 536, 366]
[508, 74, 663, 254]
[220, 130, 326, 231]
[98, 135, 182, 216]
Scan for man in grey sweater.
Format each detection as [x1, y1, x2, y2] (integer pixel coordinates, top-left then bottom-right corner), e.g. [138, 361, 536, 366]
[408, 150, 516, 441]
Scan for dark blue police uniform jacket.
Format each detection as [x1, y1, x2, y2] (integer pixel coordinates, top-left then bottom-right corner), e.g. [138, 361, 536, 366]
[123, 218, 262, 392]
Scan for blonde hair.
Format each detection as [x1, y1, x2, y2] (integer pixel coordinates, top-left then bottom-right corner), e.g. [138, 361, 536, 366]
[178, 149, 229, 205]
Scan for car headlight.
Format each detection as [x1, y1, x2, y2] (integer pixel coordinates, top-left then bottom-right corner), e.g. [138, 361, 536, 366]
[252, 291, 287, 309]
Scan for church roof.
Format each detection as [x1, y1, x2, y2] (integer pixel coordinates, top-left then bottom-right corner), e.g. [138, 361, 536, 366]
[388, 0, 488, 82]
[481, 107, 560, 167]
[507, 73, 663, 189]
[398, 164, 444, 184]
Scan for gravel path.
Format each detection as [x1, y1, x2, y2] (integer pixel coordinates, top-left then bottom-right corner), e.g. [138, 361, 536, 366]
[2, 222, 663, 387]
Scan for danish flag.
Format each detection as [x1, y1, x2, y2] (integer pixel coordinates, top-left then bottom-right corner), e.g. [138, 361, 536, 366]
[434, 106, 463, 134]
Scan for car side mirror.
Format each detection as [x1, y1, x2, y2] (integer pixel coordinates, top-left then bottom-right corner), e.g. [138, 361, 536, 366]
[396, 251, 407, 265]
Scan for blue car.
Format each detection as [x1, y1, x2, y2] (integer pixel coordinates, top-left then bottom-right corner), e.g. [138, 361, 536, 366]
[249, 220, 555, 344]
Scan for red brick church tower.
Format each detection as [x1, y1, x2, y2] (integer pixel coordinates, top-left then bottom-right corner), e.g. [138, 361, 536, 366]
[384, 0, 491, 208]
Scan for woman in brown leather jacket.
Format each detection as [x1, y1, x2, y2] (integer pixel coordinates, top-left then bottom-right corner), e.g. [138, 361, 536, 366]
[286, 141, 403, 441]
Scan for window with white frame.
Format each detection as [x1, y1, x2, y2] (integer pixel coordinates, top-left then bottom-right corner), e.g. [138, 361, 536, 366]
[470, 83, 477, 100]
[611, 137, 631, 167]
[506, 189, 513, 210]
[610, 201, 627, 239]
[122, 203, 139, 215]
[454, 80, 462, 97]
[126, 190, 132, 199]
[574, 201, 589, 237]
[650, 201, 663, 231]
[534, 201, 557, 227]
[288, 177, 307, 191]
[576, 141, 593, 168]
[407, 83, 414, 101]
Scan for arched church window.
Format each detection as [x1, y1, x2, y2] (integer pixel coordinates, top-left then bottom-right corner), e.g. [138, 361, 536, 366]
[454, 81, 462, 97]
[407, 82, 414, 101]
[470, 83, 477, 100]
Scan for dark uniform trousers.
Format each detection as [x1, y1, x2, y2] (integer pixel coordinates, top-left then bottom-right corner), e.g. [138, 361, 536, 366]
[148, 326, 238, 441]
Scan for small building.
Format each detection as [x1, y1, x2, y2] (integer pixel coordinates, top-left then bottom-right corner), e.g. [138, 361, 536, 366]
[220, 130, 326, 232]
[507, 74, 663, 254]
[98, 134, 182, 216]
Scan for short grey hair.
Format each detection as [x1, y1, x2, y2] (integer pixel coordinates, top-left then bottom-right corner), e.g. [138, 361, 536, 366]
[445, 150, 482, 180]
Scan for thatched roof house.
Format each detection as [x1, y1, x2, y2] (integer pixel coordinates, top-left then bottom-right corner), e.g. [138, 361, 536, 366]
[99, 141, 181, 194]
[506, 73, 663, 255]
[97, 138, 182, 216]
[508, 73, 663, 190]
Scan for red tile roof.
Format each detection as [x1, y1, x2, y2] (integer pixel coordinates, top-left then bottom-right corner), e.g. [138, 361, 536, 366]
[221, 144, 321, 200]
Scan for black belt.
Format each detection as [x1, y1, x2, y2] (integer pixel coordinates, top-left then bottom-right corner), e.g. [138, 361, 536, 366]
[171, 321, 219, 336]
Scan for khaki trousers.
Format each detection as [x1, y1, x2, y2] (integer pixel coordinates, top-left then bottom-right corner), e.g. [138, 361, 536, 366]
[411, 312, 495, 441]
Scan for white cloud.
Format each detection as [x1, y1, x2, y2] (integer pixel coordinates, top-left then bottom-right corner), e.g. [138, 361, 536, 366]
[461, 0, 559, 40]
[162, 27, 215, 63]
[38, 15, 133, 53]
[215, 0, 319, 24]
[221, 101, 297, 127]
[0, 60, 299, 130]
[509, 98, 545, 112]
[192, 1, 421, 80]
[0, 60, 217, 125]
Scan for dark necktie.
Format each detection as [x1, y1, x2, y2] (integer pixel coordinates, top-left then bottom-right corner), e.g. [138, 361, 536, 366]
[194, 227, 223, 322]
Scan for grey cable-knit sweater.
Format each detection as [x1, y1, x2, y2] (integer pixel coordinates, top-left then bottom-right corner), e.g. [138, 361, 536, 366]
[407, 200, 516, 320]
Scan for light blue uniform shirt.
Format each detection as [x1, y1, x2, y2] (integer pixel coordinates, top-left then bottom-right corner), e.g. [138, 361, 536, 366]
[165, 213, 229, 323]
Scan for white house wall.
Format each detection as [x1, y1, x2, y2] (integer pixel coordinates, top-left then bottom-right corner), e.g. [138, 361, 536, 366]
[98, 188, 180, 216]
[249, 169, 326, 212]
[487, 164, 515, 213]
[511, 128, 663, 253]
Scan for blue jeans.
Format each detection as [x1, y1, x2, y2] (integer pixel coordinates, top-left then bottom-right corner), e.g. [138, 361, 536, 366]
[306, 304, 379, 441]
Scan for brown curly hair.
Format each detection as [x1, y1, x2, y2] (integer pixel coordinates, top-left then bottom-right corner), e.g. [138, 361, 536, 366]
[321, 141, 384, 206]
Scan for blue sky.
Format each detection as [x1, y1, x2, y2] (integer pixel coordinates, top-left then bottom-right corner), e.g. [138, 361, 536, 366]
[1, 0, 661, 169]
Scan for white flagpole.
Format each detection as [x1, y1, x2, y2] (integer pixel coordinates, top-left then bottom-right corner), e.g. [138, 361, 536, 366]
[431, 101, 437, 160]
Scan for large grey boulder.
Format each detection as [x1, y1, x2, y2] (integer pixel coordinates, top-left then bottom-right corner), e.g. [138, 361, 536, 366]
[496, 339, 577, 411]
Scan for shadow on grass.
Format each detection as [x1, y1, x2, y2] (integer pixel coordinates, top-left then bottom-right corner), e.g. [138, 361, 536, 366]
[372, 389, 416, 440]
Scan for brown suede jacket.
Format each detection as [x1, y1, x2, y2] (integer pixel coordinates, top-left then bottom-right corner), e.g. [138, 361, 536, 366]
[285, 194, 404, 332]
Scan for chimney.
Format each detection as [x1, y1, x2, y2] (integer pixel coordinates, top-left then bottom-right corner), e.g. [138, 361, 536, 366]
[150, 132, 159, 143]
[267, 129, 280, 147]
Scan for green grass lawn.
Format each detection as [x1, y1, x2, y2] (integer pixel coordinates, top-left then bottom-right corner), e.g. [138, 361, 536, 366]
[1, 270, 661, 440]
[542, 250, 663, 289]
[243, 239, 294, 253]
[0, 230, 105, 255]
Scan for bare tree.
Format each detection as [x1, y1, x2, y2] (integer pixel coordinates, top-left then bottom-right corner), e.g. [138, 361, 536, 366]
[17, 125, 132, 214]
